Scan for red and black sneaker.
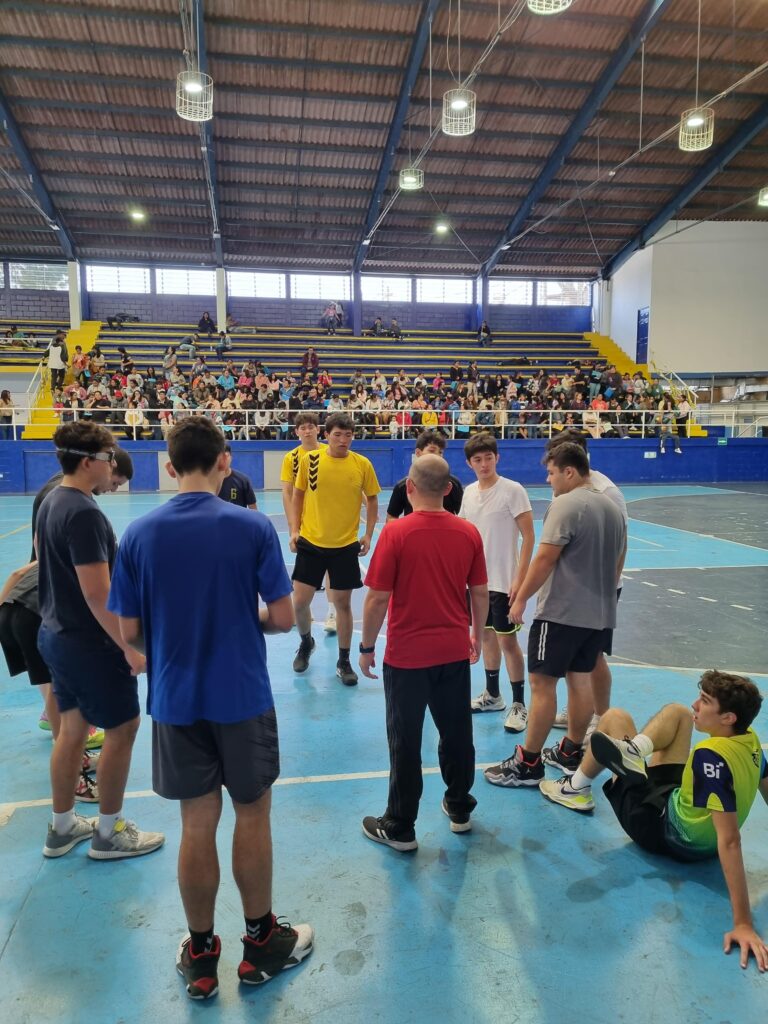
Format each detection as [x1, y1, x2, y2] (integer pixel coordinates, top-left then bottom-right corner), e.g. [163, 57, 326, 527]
[238, 917, 314, 985]
[176, 935, 221, 1000]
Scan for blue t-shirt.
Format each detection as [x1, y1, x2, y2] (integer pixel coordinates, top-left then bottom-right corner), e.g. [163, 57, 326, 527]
[107, 491, 292, 725]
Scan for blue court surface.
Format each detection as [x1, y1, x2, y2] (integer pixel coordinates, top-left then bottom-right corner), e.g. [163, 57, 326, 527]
[1, 484, 767, 1023]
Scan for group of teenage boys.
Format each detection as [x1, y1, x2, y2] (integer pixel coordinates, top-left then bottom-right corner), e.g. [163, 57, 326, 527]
[2, 416, 766, 1002]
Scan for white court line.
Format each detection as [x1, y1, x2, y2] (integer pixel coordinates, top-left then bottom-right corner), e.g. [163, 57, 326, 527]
[629, 519, 768, 554]
[0, 764, 499, 827]
[641, 581, 659, 587]
[667, 589, 686, 595]
[628, 535, 665, 548]
[731, 604, 753, 611]
[610, 657, 768, 677]
[697, 596, 718, 603]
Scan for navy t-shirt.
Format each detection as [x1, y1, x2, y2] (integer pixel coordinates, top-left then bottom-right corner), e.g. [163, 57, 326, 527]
[218, 469, 257, 508]
[107, 491, 291, 725]
[36, 485, 117, 637]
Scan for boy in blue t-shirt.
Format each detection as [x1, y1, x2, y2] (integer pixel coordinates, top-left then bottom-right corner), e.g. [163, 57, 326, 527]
[108, 417, 313, 1000]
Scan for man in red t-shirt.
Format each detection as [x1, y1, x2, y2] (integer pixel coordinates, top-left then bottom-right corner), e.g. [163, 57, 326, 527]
[359, 454, 489, 851]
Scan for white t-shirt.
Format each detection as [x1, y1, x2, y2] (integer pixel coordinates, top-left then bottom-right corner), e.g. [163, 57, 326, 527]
[459, 476, 532, 593]
[589, 469, 628, 525]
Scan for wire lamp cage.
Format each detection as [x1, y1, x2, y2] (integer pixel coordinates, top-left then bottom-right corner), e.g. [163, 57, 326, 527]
[679, 106, 715, 151]
[442, 88, 476, 136]
[176, 69, 213, 122]
[527, 1, 574, 13]
[758, 186, 768, 207]
[399, 167, 424, 191]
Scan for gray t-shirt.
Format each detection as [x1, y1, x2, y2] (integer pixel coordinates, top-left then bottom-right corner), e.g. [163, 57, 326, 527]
[535, 486, 625, 630]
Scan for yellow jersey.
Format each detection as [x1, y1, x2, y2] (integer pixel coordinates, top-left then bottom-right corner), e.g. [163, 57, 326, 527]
[280, 443, 326, 485]
[295, 448, 380, 548]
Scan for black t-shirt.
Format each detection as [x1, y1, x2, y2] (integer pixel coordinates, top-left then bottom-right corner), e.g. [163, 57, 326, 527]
[387, 474, 464, 518]
[31, 472, 63, 560]
[218, 469, 257, 508]
[36, 486, 117, 636]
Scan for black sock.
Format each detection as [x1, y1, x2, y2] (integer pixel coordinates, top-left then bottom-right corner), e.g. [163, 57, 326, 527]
[338, 647, 350, 662]
[511, 681, 525, 704]
[245, 910, 274, 944]
[484, 669, 500, 698]
[189, 927, 215, 955]
[300, 630, 312, 644]
[522, 747, 541, 764]
[562, 736, 581, 755]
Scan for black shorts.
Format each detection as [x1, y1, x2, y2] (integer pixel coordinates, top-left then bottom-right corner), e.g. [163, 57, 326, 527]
[37, 625, 139, 729]
[603, 763, 694, 860]
[527, 619, 605, 678]
[292, 537, 362, 591]
[484, 591, 522, 636]
[0, 603, 50, 685]
[152, 708, 280, 804]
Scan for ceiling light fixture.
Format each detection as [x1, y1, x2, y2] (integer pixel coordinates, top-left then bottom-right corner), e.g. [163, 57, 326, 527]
[679, 2, 714, 152]
[527, 1, 574, 14]
[399, 166, 424, 191]
[176, 69, 213, 122]
[441, 3, 476, 136]
[129, 209, 146, 221]
[435, 221, 450, 234]
[758, 187, 768, 207]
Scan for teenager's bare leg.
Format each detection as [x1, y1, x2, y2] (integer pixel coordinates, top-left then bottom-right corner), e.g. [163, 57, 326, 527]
[582, 702, 693, 778]
[565, 671, 594, 744]
[232, 791, 273, 918]
[329, 589, 353, 650]
[50, 708, 89, 812]
[179, 790, 223, 932]
[498, 633, 525, 683]
[292, 581, 316, 635]
[590, 653, 612, 716]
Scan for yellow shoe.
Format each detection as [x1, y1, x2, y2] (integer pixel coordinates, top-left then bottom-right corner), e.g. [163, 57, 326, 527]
[85, 726, 105, 750]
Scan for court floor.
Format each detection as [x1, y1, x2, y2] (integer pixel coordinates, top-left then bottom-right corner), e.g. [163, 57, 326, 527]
[1, 482, 767, 1023]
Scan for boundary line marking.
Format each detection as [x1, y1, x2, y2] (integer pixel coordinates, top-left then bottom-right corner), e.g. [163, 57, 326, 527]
[0, 524, 31, 541]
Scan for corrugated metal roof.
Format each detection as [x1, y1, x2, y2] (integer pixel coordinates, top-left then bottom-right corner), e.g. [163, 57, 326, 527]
[0, 0, 765, 272]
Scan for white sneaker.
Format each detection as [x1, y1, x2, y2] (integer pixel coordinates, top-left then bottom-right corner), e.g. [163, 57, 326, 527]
[43, 814, 97, 858]
[470, 690, 506, 713]
[553, 706, 568, 729]
[503, 702, 528, 733]
[590, 732, 648, 780]
[323, 608, 337, 634]
[88, 818, 165, 860]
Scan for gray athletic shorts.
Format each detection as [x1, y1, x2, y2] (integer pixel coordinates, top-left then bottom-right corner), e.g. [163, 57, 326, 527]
[152, 708, 279, 804]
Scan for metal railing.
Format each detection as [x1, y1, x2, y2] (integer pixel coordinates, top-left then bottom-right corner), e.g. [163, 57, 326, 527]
[0, 405, 691, 442]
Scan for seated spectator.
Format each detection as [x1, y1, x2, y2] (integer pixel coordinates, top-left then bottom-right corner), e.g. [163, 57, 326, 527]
[192, 354, 208, 378]
[217, 369, 235, 392]
[226, 313, 248, 334]
[477, 320, 493, 347]
[162, 346, 178, 379]
[366, 317, 385, 337]
[236, 367, 253, 390]
[455, 399, 474, 439]
[124, 400, 147, 440]
[590, 393, 608, 412]
[322, 302, 341, 334]
[215, 331, 232, 359]
[393, 369, 411, 390]
[88, 345, 106, 375]
[388, 317, 402, 339]
[370, 369, 387, 393]
[198, 311, 216, 336]
[349, 368, 367, 390]
[326, 394, 344, 415]
[302, 387, 324, 411]
[301, 346, 320, 377]
[178, 333, 200, 357]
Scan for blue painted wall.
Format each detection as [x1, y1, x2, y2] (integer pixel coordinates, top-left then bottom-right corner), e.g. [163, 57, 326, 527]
[1, 439, 766, 495]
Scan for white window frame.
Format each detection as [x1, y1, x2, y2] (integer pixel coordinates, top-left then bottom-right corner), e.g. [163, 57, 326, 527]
[156, 268, 216, 296]
[85, 265, 151, 294]
[289, 274, 351, 301]
[415, 278, 473, 304]
[226, 271, 286, 299]
[360, 276, 412, 303]
[488, 279, 534, 306]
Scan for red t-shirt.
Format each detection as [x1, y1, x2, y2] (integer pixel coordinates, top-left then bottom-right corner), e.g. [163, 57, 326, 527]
[364, 510, 487, 670]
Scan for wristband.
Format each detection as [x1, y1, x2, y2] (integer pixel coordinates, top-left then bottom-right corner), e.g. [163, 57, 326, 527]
[359, 644, 375, 655]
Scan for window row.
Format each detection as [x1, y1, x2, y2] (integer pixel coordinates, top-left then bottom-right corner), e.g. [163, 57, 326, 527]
[7, 264, 591, 306]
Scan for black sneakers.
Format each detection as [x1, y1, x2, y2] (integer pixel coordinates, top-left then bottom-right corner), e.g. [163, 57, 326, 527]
[484, 746, 545, 787]
[542, 739, 584, 776]
[441, 798, 471, 833]
[238, 918, 314, 985]
[336, 658, 358, 686]
[292, 636, 315, 673]
[176, 935, 221, 1000]
[361, 815, 418, 851]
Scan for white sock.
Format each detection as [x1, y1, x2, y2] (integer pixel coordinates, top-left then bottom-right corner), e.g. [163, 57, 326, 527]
[98, 809, 122, 838]
[632, 733, 654, 759]
[53, 808, 76, 833]
[570, 767, 594, 791]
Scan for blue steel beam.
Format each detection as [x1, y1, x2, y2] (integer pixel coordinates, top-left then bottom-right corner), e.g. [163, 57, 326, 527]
[482, 0, 672, 277]
[0, 86, 75, 260]
[353, 0, 442, 273]
[602, 98, 768, 280]
[193, 0, 223, 266]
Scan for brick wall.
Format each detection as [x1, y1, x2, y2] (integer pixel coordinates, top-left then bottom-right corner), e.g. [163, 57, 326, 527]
[88, 292, 216, 327]
[7, 289, 70, 321]
[489, 305, 592, 332]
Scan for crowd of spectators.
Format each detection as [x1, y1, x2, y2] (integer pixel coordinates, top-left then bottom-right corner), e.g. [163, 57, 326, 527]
[44, 341, 688, 443]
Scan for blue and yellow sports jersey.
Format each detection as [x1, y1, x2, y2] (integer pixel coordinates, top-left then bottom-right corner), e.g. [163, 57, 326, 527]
[666, 728, 766, 857]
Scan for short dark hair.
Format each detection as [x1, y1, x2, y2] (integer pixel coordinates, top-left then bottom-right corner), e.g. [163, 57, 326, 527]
[415, 430, 446, 452]
[224, 443, 232, 454]
[464, 431, 498, 460]
[699, 670, 763, 733]
[167, 417, 225, 475]
[113, 447, 133, 481]
[545, 442, 590, 476]
[294, 412, 319, 428]
[325, 412, 354, 433]
[546, 429, 588, 455]
[53, 422, 115, 474]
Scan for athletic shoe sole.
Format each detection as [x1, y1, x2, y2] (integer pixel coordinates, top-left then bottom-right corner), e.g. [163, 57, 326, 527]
[539, 779, 595, 814]
[335, 668, 358, 687]
[471, 703, 506, 713]
[483, 770, 543, 788]
[88, 838, 165, 860]
[42, 830, 95, 858]
[590, 732, 647, 782]
[361, 821, 418, 852]
[441, 799, 471, 833]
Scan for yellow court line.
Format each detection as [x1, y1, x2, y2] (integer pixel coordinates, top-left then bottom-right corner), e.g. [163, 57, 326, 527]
[0, 524, 31, 541]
